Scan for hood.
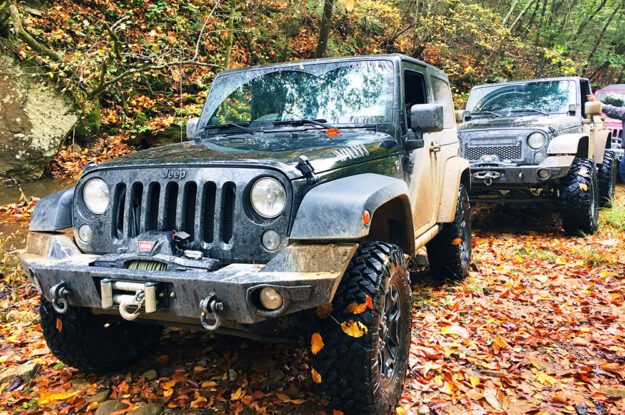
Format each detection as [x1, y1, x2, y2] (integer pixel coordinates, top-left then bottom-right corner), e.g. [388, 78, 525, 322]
[459, 114, 579, 134]
[87, 130, 393, 179]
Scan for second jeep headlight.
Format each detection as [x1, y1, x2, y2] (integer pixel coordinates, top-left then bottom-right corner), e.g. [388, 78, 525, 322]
[528, 132, 546, 149]
[83, 178, 109, 214]
[250, 177, 286, 218]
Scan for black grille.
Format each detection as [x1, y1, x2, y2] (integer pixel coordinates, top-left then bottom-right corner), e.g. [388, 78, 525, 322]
[464, 143, 522, 161]
[111, 179, 236, 245]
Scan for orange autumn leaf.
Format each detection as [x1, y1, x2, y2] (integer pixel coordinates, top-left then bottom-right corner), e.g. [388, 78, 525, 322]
[55, 318, 63, 332]
[230, 387, 243, 400]
[365, 295, 373, 310]
[345, 302, 368, 314]
[451, 237, 463, 246]
[311, 368, 322, 384]
[38, 391, 77, 405]
[333, 410, 345, 415]
[340, 320, 368, 338]
[311, 332, 324, 355]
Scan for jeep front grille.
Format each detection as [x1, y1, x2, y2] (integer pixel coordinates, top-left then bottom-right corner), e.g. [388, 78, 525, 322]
[111, 179, 235, 245]
[611, 127, 623, 148]
[464, 143, 523, 161]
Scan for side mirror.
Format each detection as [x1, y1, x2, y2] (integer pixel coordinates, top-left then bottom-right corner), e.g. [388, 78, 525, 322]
[585, 101, 602, 116]
[186, 117, 200, 140]
[405, 136, 425, 151]
[411, 103, 444, 133]
[455, 110, 465, 124]
[568, 104, 577, 116]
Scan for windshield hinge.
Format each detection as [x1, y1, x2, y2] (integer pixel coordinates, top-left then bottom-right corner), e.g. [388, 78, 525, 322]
[296, 155, 318, 185]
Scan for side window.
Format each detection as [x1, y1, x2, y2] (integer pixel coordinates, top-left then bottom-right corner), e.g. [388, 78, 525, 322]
[580, 80, 591, 118]
[404, 70, 427, 130]
[431, 76, 455, 128]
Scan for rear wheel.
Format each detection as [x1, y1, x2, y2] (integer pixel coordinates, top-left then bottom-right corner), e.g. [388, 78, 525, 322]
[560, 158, 599, 235]
[311, 242, 411, 414]
[426, 185, 471, 281]
[598, 149, 617, 207]
[40, 296, 162, 373]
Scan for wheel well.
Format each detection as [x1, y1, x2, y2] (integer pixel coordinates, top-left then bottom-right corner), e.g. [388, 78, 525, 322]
[367, 197, 413, 255]
[460, 168, 471, 191]
[576, 136, 589, 158]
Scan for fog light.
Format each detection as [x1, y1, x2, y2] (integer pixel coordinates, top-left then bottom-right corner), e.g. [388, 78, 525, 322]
[259, 287, 283, 310]
[537, 169, 550, 179]
[262, 230, 280, 251]
[77, 224, 93, 243]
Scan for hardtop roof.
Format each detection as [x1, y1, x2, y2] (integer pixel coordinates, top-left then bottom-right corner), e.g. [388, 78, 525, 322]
[216, 54, 449, 80]
[471, 76, 587, 90]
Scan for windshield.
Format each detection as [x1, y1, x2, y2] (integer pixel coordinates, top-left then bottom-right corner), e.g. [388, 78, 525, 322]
[466, 80, 575, 115]
[199, 60, 395, 132]
[596, 90, 625, 107]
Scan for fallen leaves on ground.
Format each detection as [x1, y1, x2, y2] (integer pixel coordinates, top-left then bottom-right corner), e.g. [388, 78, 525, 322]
[0, 187, 624, 414]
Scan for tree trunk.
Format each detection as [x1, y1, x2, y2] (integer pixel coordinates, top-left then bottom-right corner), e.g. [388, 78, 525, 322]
[223, 0, 236, 69]
[315, 0, 335, 58]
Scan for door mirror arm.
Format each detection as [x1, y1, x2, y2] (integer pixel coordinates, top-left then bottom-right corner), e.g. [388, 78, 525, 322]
[405, 129, 425, 151]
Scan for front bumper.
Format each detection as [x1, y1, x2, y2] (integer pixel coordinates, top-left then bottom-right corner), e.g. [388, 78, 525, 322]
[20, 232, 357, 326]
[470, 155, 575, 188]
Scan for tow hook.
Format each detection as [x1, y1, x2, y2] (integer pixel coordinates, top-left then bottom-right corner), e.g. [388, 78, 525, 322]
[101, 280, 158, 321]
[473, 170, 501, 186]
[199, 293, 224, 331]
[50, 281, 71, 314]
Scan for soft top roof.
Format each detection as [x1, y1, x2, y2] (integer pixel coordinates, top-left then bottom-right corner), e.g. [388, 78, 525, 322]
[216, 54, 449, 81]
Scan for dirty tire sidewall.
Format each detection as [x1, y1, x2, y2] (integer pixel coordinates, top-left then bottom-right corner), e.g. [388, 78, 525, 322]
[40, 296, 162, 373]
[426, 184, 472, 281]
[560, 157, 599, 235]
[312, 242, 411, 415]
[598, 149, 617, 207]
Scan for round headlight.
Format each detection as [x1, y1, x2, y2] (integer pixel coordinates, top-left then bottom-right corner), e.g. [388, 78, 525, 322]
[83, 178, 109, 214]
[528, 132, 546, 149]
[250, 177, 286, 218]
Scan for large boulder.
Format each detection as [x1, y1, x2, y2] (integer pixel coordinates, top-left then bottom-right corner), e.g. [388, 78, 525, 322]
[0, 44, 79, 181]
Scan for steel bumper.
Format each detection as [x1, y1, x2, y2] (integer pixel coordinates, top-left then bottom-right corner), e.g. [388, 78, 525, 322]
[470, 155, 575, 188]
[20, 232, 357, 326]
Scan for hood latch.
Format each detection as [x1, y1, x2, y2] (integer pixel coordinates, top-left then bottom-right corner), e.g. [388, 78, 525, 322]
[296, 155, 318, 185]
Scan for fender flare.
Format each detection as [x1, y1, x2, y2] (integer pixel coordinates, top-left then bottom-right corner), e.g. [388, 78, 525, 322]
[437, 157, 470, 223]
[290, 174, 413, 252]
[547, 134, 589, 156]
[30, 188, 74, 231]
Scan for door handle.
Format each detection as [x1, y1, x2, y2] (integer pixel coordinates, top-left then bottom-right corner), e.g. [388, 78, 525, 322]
[430, 144, 441, 153]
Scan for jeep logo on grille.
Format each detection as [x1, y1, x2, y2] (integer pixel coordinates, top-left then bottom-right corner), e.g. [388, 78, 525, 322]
[162, 169, 187, 180]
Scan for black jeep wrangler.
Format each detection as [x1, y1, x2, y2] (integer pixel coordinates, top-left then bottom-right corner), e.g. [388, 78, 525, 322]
[21, 54, 471, 414]
[458, 77, 617, 235]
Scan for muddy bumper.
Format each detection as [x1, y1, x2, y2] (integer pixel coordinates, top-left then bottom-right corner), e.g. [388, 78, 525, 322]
[470, 155, 575, 188]
[20, 233, 357, 327]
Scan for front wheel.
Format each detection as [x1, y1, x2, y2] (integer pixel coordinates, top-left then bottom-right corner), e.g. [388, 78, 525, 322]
[426, 184, 471, 281]
[598, 149, 617, 207]
[560, 157, 599, 235]
[311, 242, 411, 414]
[40, 297, 163, 373]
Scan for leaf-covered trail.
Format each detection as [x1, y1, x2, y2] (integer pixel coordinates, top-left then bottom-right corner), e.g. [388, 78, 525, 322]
[0, 187, 624, 414]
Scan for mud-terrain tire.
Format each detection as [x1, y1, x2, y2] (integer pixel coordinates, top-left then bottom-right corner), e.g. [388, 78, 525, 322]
[560, 158, 599, 235]
[40, 296, 162, 373]
[311, 242, 411, 415]
[426, 185, 471, 281]
[598, 149, 617, 207]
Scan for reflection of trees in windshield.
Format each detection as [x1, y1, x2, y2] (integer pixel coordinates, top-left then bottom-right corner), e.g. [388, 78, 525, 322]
[469, 81, 573, 114]
[596, 91, 625, 107]
[208, 62, 393, 126]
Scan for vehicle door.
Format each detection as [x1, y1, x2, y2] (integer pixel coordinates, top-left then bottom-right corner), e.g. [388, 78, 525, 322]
[402, 62, 437, 234]
[428, 72, 459, 212]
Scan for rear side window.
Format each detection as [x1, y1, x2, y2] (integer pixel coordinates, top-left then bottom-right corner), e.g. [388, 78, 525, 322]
[431, 76, 455, 128]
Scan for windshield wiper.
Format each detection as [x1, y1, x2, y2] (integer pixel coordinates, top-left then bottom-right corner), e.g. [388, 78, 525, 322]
[470, 111, 502, 118]
[272, 118, 334, 129]
[510, 108, 549, 116]
[204, 122, 253, 134]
